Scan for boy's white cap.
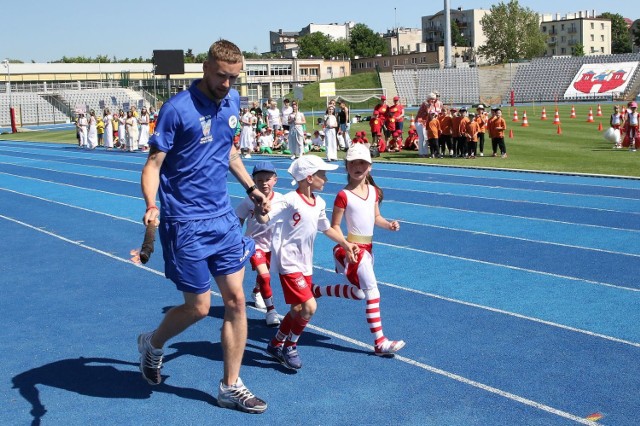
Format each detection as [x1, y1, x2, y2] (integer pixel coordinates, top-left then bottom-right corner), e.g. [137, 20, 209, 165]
[287, 155, 338, 185]
[345, 143, 371, 163]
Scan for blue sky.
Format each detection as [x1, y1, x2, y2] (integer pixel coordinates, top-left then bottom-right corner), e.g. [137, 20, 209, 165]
[1, 1, 635, 62]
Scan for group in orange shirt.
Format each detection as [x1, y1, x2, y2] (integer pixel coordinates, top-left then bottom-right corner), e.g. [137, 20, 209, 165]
[487, 107, 508, 158]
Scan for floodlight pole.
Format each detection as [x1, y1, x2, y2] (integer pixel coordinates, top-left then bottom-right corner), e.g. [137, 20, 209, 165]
[3, 59, 17, 133]
[444, 0, 452, 68]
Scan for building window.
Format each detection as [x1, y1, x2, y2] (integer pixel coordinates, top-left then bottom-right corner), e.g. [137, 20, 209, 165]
[246, 64, 268, 76]
[310, 68, 318, 76]
[590, 22, 594, 29]
[299, 68, 308, 76]
[601, 35, 605, 41]
[270, 64, 292, 76]
[411, 57, 417, 64]
[561, 48, 566, 54]
[561, 24, 565, 30]
[542, 26, 547, 32]
[591, 34, 594, 41]
[383, 60, 390, 67]
[601, 47, 605, 53]
[601, 23, 605, 30]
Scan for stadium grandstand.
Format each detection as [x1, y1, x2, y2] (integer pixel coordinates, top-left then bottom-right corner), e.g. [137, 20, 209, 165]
[391, 53, 640, 107]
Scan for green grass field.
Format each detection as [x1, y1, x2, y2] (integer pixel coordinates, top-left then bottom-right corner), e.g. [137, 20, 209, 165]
[1, 103, 638, 178]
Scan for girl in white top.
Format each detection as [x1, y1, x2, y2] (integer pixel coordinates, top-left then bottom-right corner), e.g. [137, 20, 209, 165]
[324, 105, 339, 161]
[103, 109, 114, 149]
[257, 155, 358, 370]
[236, 161, 284, 326]
[313, 144, 406, 356]
[624, 102, 639, 151]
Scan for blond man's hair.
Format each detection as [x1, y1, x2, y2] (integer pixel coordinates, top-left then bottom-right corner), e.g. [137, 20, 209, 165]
[207, 39, 243, 64]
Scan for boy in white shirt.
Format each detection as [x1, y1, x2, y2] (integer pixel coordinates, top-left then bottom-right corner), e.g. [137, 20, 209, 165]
[235, 161, 283, 326]
[256, 155, 358, 370]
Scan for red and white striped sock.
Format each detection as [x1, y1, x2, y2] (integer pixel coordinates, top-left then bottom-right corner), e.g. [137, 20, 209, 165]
[366, 296, 386, 347]
[312, 284, 364, 300]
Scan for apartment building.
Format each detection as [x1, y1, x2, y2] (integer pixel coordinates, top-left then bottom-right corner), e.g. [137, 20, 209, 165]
[540, 10, 611, 56]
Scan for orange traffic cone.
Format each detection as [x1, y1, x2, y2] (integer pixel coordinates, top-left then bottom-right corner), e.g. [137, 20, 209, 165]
[587, 108, 594, 123]
[598, 122, 603, 131]
[521, 111, 529, 127]
[409, 115, 416, 132]
[509, 129, 514, 138]
[541, 107, 548, 120]
[557, 125, 562, 135]
[553, 109, 560, 125]
[512, 109, 519, 122]
[597, 104, 602, 117]
[570, 105, 576, 118]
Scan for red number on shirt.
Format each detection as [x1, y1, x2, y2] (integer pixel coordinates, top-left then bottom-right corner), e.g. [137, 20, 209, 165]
[292, 212, 301, 227]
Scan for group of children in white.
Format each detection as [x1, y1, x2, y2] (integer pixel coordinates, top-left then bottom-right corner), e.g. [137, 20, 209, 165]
[75, 106, 156, 152]
[237, 99, 349, 161]
[605, 101, 640, 150]
[235, 146, 405, 370]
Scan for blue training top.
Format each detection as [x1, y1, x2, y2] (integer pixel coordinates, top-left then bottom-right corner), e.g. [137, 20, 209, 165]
[149, 79, 240, 220]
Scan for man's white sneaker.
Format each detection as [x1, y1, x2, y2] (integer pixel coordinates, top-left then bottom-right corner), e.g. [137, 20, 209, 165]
[251, 291, 266, 310]
[218, 377, 267, 414]
[265, 309, 281, 326]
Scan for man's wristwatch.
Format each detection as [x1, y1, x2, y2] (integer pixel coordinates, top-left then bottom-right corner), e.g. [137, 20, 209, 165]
[246, 184, 258, 195]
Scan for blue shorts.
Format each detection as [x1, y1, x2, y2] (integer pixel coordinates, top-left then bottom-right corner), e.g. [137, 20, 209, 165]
[159, 210, 255, 294]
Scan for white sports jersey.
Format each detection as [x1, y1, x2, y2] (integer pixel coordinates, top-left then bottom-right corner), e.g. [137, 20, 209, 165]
[268, 190, 331, 275]
[334, 185, 378, 237]
[235, 191, 284, 251]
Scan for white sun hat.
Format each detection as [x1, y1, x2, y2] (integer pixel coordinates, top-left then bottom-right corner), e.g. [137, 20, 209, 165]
[345, 143, 371, 163]
[287, 155, 338, 185]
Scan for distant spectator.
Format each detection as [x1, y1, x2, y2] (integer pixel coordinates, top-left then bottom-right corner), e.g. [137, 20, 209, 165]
[281, 99, 292, 132]
[87, 110, 98, 150]
[266, 101, 281, 132]
[76, 112, 88, 148]
[103, 108, 114, 150]
[288, 101, 306, 159]
[324, 104, 339, 161]
[96, 115, 105, 147]
[138, 107, 150, 151]
[125, 110, 139, 152]
[338, 101, 351, 147]
[488, 107, 507, 158]
[389, 96, 405, 132]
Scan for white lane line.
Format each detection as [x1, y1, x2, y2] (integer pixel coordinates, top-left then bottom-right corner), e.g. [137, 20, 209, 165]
[399, 219, 640, 258]
[1, 183, 636, 294]
[314, 266, 640, 350]
[0, 213, 602, 425]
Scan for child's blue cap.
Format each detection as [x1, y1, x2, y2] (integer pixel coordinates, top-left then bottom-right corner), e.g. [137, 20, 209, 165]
[252, 161, 277, 176]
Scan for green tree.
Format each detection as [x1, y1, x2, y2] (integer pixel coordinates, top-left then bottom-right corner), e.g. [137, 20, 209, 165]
[451, 20, 467, 47]
[297, 32, 334, 58]
[478, 0, 546, 64]
[571, 43, 585, 56]
[349, 23, 387, 57]
[598, 12, 632, 54]
[184, 49, 196, 63]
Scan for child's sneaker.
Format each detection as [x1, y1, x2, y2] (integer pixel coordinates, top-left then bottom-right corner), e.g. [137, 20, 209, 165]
[265, 309, 281, 326]
[265, 343, 285, 364]
[137, 332, 164, 385]
[374, 339, 406, 357]
[217, 377, 267, 414]
[282, 345, 302, 370]
[251, 291, 266, 310]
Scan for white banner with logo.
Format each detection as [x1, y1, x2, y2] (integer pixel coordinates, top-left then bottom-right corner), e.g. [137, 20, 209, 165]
[564, 62, 638, 98]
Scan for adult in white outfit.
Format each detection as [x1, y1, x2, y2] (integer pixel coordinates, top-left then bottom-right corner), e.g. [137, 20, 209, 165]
[138, 106, 150, 150]
[103, 108, 114, 149]
[239, 108, 254, 158]
[125, 110, 139, 151]
[288, 101, 306, 159]
[77, 113, 88, 148]
[117, 110, 126, 149]
[87, 110, 98, 149]
[324, 105, 339, 161]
